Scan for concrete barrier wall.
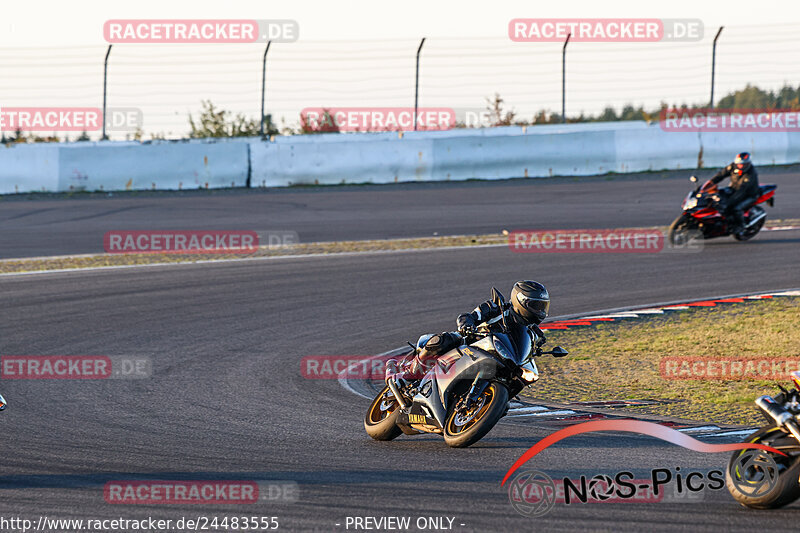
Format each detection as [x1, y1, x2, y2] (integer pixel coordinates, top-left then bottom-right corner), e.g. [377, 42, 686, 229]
[58, 141, 249, 191]
[431, 130, 617, 179]
[698, 131, 791, 168]
[251, 123, 799, 185]
[1, 140, 248, 193]
[2, 122, 799, 193]
[613, 126, 700, 172]
[0, 143, 59, 194]
[249, 136, 434, 186]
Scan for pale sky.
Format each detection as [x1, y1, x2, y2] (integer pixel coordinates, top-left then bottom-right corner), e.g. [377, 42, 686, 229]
[2, 0, 799, 139]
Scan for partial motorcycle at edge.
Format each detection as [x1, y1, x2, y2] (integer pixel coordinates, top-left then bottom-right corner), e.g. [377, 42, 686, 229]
[726, 371, 800, 509]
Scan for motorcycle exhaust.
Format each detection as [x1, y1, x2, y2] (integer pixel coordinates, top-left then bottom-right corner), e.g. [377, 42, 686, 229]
[746, 211, 766, 227]
[756, 395, 800, 442]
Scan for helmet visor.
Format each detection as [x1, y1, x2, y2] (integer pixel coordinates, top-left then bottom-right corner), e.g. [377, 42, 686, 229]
[516, 293, 550, 318]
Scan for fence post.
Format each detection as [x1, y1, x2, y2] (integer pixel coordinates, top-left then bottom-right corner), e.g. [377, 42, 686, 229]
[260, 41, 272, 137]
[710, 26, 724, 108]
[102, 45, 112, 140]
[561, 33, 571, 123]
[414, 37, 426, 131]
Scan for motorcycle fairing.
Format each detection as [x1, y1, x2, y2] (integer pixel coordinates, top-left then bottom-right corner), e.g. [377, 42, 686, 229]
[403, 344, 502, 428]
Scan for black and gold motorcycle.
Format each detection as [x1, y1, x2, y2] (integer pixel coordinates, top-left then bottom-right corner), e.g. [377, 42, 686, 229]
[364, 288, 567, 448]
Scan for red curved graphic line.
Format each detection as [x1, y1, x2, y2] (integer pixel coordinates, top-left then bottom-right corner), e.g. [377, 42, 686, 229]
[501, 419, 785, 486]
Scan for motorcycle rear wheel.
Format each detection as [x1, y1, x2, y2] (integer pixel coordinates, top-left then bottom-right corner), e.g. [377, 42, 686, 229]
[364, 386, 402, 441]
[443, 382, 508, 448]
[725, 426, 800, 509]
[733, 212, 766, 241]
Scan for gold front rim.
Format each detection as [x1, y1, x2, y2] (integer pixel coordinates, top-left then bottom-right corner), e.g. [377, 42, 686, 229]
[447, 387, 495, 435]
[368, 388, 397, 424]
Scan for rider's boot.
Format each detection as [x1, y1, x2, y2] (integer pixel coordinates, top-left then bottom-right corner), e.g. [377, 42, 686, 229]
[729, 209, 745, 235]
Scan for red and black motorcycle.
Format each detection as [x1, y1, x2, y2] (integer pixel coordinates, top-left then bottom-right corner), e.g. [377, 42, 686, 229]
[668, 175, 777, 245]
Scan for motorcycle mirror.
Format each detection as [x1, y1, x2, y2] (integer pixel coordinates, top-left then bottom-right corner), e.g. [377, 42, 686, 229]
[689, 175, 698, 183]
[550, 346, 568, 357]
[491, 287, 509, 332]
[490, 287, 506, 307]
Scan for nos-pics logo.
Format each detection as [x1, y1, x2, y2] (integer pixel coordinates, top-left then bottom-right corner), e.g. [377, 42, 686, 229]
[508, 470, 557, 517]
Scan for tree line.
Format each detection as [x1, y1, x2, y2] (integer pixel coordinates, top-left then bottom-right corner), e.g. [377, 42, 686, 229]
[3, 83, 799, 143]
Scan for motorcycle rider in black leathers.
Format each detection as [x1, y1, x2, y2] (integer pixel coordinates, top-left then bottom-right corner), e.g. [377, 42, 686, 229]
[393, 281, 550, 383]
[710, 152, 760, 235]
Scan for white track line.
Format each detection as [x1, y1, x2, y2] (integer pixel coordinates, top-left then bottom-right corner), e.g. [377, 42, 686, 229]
[698, 429, 756, 438]
[337, 372, 372, 400]
[507, 406, 550, 414]
[506, 409, 576, 418]
[677, 425, 721, 433]
[0, 243, 509, 278]
[764, 225, 800, 231]
[4, 223, 800, 277]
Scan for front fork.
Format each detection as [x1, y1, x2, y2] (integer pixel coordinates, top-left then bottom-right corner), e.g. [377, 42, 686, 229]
[384, 359, 410, 410]
[465, 375, 489, 406]
[385, 375, 409, 410]
[452, 375, 491, 416]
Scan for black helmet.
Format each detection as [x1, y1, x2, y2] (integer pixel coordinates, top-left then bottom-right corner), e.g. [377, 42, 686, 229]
[733, 152, 751, 174]
[510, 280, 550, 325]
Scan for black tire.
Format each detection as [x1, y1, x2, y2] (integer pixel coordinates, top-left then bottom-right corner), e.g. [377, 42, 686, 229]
[725, 426, 800, 509]
[668, 214, 696, 246]
[443, 382, 508, 448]
[733, 212, 766, 241]
[364, 386, 402, 441]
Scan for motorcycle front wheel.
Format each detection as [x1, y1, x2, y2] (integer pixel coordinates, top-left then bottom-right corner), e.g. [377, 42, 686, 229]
[668, 214, 698, 246]
[443, 382, 508, 448]
[725, 426, 800, 509]
[364, 386, 402, 441]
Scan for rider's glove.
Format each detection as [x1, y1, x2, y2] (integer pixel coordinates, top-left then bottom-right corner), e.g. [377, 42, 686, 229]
[475, 301, 501, 320]
[456, 313, 476, 335]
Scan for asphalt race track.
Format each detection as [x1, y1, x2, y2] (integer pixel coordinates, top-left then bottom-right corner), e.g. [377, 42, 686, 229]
[1, 165, 799, 258]
[1, 173, 799, 531]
